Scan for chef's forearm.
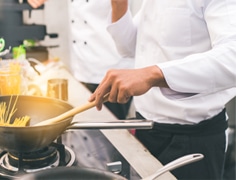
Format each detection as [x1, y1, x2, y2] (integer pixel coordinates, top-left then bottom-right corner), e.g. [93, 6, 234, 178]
[111, 0, 128, 22]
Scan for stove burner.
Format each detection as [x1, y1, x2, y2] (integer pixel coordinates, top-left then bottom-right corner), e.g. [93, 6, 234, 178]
[8, 146, 58, 169]
[0, 145, 75, 179]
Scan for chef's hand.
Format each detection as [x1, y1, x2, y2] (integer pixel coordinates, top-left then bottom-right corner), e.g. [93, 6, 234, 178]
[89, 65, 168, 110]
[27, 0, 47, 8]
[111, 0, 128, 22]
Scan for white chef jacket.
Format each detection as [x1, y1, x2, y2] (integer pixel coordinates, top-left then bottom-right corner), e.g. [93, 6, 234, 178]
[107, 0, 236, 124]
[68, 0, 135, 84]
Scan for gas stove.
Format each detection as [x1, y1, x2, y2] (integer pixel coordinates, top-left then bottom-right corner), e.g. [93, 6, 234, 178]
[0, 129, 139, 179]
[0, 144, 75, 178]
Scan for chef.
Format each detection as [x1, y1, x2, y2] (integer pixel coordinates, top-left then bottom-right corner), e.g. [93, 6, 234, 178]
[89, 0, 236, 179]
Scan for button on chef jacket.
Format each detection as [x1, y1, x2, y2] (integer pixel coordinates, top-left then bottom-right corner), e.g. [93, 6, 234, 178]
[68, 0, 134, 84]
[107, 0, 236, 124]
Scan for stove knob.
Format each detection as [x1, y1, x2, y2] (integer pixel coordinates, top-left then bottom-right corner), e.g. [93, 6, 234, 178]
[106, 161, 122, 174]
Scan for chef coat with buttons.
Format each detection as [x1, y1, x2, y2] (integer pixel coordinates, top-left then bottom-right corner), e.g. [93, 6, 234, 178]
[68, 0, 137, 84]
[107, 0, 236, 124]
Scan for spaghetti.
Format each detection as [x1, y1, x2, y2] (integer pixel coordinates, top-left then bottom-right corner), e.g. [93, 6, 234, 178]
[0, 96, 30, 127]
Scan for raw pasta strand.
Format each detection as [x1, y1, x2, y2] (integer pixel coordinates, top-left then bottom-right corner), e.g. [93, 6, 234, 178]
[0, 95, 30, 127]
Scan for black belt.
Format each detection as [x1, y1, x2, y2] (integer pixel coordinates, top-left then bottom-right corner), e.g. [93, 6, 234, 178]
[136, 109, 228, 136]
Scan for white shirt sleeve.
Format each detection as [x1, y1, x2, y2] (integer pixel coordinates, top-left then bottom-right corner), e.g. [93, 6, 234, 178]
[107, 9, 137, 58]
[158, 0, 236, 95]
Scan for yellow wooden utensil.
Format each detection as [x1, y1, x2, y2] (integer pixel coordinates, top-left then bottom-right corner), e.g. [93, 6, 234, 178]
[33, 93, 109, 126]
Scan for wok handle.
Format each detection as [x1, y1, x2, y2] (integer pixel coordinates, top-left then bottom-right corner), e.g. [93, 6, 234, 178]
[142, 153, 204, 180]
[33, 93, 109, 126]
[67, 120, 154, 130]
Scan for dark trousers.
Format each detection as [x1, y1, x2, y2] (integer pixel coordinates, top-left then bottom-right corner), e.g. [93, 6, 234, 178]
[135, 109, 228, 180]
[81, 82, 132, 119]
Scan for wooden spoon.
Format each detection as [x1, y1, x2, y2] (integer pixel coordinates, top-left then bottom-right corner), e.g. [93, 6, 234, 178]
[33, 93, 109, 126]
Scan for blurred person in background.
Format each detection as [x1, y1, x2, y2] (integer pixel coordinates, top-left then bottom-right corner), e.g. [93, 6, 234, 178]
[89, 0, 236, 180]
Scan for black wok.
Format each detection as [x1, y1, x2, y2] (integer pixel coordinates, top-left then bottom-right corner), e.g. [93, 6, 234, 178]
[0, 95, 73, 152]
[0, 95, 153, 153]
